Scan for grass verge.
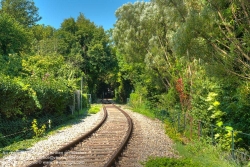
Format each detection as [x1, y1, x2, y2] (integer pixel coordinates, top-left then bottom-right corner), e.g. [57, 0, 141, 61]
[88, 104, 102, 114]
[142, 156, 200, 167]
[174, 140, 238, 167]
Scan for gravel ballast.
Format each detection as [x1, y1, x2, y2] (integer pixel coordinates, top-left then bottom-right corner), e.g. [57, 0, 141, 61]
[0, 105, 176, 167]
[0, 111, 104, 167]
[117, 106, 176, 167]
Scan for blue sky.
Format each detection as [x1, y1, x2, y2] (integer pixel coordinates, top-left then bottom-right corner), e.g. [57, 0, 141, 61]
[34, 0, 147, 30]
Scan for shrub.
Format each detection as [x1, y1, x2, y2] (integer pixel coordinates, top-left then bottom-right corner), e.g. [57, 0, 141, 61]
[31, 119, 46, 138]
[88, 105, 101, 114]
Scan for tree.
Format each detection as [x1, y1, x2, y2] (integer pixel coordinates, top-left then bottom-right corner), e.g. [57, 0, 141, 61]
[171, 0, 250, 80]
[61, 17, 77, 34]
[31, 24, 54, 41]
[0, 13, 31, 55]
[0, 0, 41, 27]
[50, 14, 117, 100]
[31, 24, 58, 55]
[113, 1, 178, 99]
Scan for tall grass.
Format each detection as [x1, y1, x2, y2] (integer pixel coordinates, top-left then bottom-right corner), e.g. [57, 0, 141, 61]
[175, 140, 238, 167]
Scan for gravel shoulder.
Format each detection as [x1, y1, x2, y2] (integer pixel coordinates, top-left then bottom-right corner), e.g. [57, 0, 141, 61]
[117, 105, 177, 167]
[0, 111, 104, 167]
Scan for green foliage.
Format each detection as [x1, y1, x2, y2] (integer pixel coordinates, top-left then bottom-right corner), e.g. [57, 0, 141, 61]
[22, 54, 81, 86]
[16, 78, 41, 109]
[30, 25, 58, 56]
[0, 54, 22, 77]
[0, 75, 37, 118]
[222, 81, 250, 139]
[164, 120, 184, 143]
[0, 13, 31, 55]
[206, 92, 225, 126]
[0, 53, 78, 118]
[129, 93, 156, 118]
[54, 13, 117, 100]
[0, 0, 41, 27]
[158, 87, 178, 110]
[142, 157, 201, 167]
[175, 140, 238, 167]
[205, 92, 238, 150]
[0, 137, 40, 158]
[0, 133, 8, 148]
[31, 119, 46, 138]
[129, 92, 143, 108]
[88, 104, 101, 114]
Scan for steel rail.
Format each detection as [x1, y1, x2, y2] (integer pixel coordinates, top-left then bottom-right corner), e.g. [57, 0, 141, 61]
[26, 99, 133, 167]
[26, 106, 107, 167]
[103, 102, 133, 167]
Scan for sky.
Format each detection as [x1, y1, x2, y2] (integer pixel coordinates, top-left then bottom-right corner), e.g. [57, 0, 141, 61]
[34, 0, 147, 30]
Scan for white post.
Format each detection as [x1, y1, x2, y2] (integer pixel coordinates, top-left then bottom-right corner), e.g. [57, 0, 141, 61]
[80, 77, 83, 110]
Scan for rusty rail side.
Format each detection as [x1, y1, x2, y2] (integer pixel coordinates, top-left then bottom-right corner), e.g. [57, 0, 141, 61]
[104, 103, 133, 167]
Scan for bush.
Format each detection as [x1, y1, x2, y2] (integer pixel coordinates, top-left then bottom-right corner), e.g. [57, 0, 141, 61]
[88, 105, 101, 114]
[0, 75, 37, 118]
[0, 75, 74, 118]
[0, 133, 8, 147]
[31, 119, 46, 138]
[30, 77, 73, 116]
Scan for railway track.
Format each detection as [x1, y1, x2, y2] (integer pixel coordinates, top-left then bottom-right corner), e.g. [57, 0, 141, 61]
[27, 100, 133, 167]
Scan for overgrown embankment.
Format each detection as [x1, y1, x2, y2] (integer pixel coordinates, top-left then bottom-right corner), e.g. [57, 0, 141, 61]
[127, 95, 239, 167]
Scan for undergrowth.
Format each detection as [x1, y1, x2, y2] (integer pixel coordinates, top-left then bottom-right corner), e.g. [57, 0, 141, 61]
[128, 103, 155, 119]
[142, 157, 201, 167]
[88, 104, 101, 114]
[164, 118, 238, 167]
[175, 140, 238, 167]
[127, 102, 239, 167]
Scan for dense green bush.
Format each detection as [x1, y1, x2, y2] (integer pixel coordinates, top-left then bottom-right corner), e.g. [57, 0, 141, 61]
[0, 75, 74, 118]
[0, 75, 37, 118]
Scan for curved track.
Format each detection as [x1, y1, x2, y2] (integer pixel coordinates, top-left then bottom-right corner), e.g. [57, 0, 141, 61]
[27, 100, 133, 167]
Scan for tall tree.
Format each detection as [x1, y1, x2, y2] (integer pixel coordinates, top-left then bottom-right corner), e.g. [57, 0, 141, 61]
[53, 14, 117, 99]
[0, 13, 31, 55]
[0, 0, 41, 27]
[31, 24, 58, 55]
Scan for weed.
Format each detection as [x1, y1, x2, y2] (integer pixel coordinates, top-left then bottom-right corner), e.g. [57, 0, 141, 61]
[31, 119, 46, 138]
[175, 140, 238, 167]
[142, 157, 201, 167]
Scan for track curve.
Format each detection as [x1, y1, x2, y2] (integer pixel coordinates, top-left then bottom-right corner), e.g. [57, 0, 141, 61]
[26, 100, 133, 167]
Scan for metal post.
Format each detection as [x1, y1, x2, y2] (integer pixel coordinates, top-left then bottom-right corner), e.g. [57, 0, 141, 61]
[232, 130, 235, 159]
[80, 77, 83, 111]
[184, 113, 186, 131]
[177, 113, 180, 132]
[200, 121, 202, 137]
[190, 117, 193, 139]
[211, 125, 214, 145]
[198, 121, 201, 140]
[48, 119, 51, 129]
[72, 93, 75, 115]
